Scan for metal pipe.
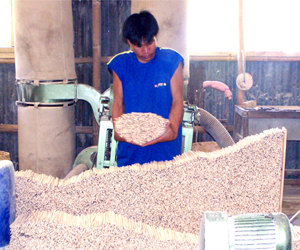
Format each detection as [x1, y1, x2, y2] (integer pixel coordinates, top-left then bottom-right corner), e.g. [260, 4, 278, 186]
[30, 83, 109, 125]
[64, 164, 88, 180]
[289, 209, 300, 223]
[198, 108, 235, 148]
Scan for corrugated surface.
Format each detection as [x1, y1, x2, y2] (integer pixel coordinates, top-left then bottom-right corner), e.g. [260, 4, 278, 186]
[246, 61, 300, 106]
[102, 0, 131, 57]
[72, 0, 93, 58]
[188, 61, 300, 125]
[0, 64, 18, 166]
[189, 61, 237, 125]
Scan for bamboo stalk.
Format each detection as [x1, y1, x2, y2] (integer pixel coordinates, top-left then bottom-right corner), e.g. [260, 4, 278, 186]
[92, 0, 101, 146]
[237, 0, 245, 105]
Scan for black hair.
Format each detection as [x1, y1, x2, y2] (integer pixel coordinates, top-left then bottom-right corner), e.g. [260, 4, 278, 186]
[122, 10, 159, 47]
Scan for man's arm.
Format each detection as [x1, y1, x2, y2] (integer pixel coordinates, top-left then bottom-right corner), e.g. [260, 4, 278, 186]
[111, 71, 126, 142]
[143, 62, 184, 146]
[168, 61, 184, 138]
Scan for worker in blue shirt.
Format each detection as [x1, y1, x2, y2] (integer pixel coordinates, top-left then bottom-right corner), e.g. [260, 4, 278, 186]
[108, 10, 184, 167]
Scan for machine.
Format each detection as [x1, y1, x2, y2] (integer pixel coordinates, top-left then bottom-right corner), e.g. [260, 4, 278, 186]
[198, 211, 292, 250]
[22, 82, 199, 169]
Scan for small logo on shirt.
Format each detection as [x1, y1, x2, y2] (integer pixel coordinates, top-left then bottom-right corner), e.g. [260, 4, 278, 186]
[154, 83, 167, 88]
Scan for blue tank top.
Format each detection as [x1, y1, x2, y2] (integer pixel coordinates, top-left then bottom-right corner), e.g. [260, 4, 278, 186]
[108, 47, 184, 167]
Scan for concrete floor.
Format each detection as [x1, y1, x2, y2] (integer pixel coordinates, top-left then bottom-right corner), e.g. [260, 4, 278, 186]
[282, 184, 300, 226]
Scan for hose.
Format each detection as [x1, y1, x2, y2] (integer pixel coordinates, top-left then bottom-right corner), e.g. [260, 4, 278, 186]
[198, 108, 235, 148]
[64, 164, 88, 180]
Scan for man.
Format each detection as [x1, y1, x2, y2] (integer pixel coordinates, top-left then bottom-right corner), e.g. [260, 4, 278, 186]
[108, 10, 184, 167]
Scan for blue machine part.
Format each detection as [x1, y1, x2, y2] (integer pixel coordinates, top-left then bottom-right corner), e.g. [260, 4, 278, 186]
[0, 160, 16, 248]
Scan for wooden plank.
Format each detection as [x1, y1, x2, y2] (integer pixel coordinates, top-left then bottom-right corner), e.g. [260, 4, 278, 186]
[282, 184, 300, 217]
[279, 127, 287, 212]
[75, 57, 93, 64]
[0, 58, 15, 64]
[0, 124, 18, 133]
[235, 105, 300, 119]
[284, 179, 300, 186]
[2, 54, 300, 64]
[0, 124, 93, 134]
[190, 52, 300, 62]
[0, 57, 112, 65]
[75, 126, 93, 134]
[285, 169, 300, 173]
[240, 100, 257, 109]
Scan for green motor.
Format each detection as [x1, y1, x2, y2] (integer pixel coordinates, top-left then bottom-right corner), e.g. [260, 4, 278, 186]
[198, 212, 292, 250]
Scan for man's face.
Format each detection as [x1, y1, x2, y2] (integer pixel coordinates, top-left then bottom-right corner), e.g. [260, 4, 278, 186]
[128, 37, 157, 63]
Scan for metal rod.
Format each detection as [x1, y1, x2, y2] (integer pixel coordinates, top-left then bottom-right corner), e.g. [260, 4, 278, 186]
[289, 209, 300, 223]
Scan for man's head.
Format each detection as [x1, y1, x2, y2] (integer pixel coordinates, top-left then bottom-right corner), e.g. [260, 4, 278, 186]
[122, 10, 159, 47]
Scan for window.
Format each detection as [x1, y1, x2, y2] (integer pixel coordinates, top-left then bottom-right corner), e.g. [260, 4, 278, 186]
[244, 0, 300, 53]
[188, 0, 239, 55]
[0, 0, 14, 60]
[0, 0, 13, 48]
[188, 0, 300, 56]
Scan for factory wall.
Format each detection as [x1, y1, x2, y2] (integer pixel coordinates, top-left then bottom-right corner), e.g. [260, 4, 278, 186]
[0, 0, 299, 176]
[190, 61, 300, 124]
